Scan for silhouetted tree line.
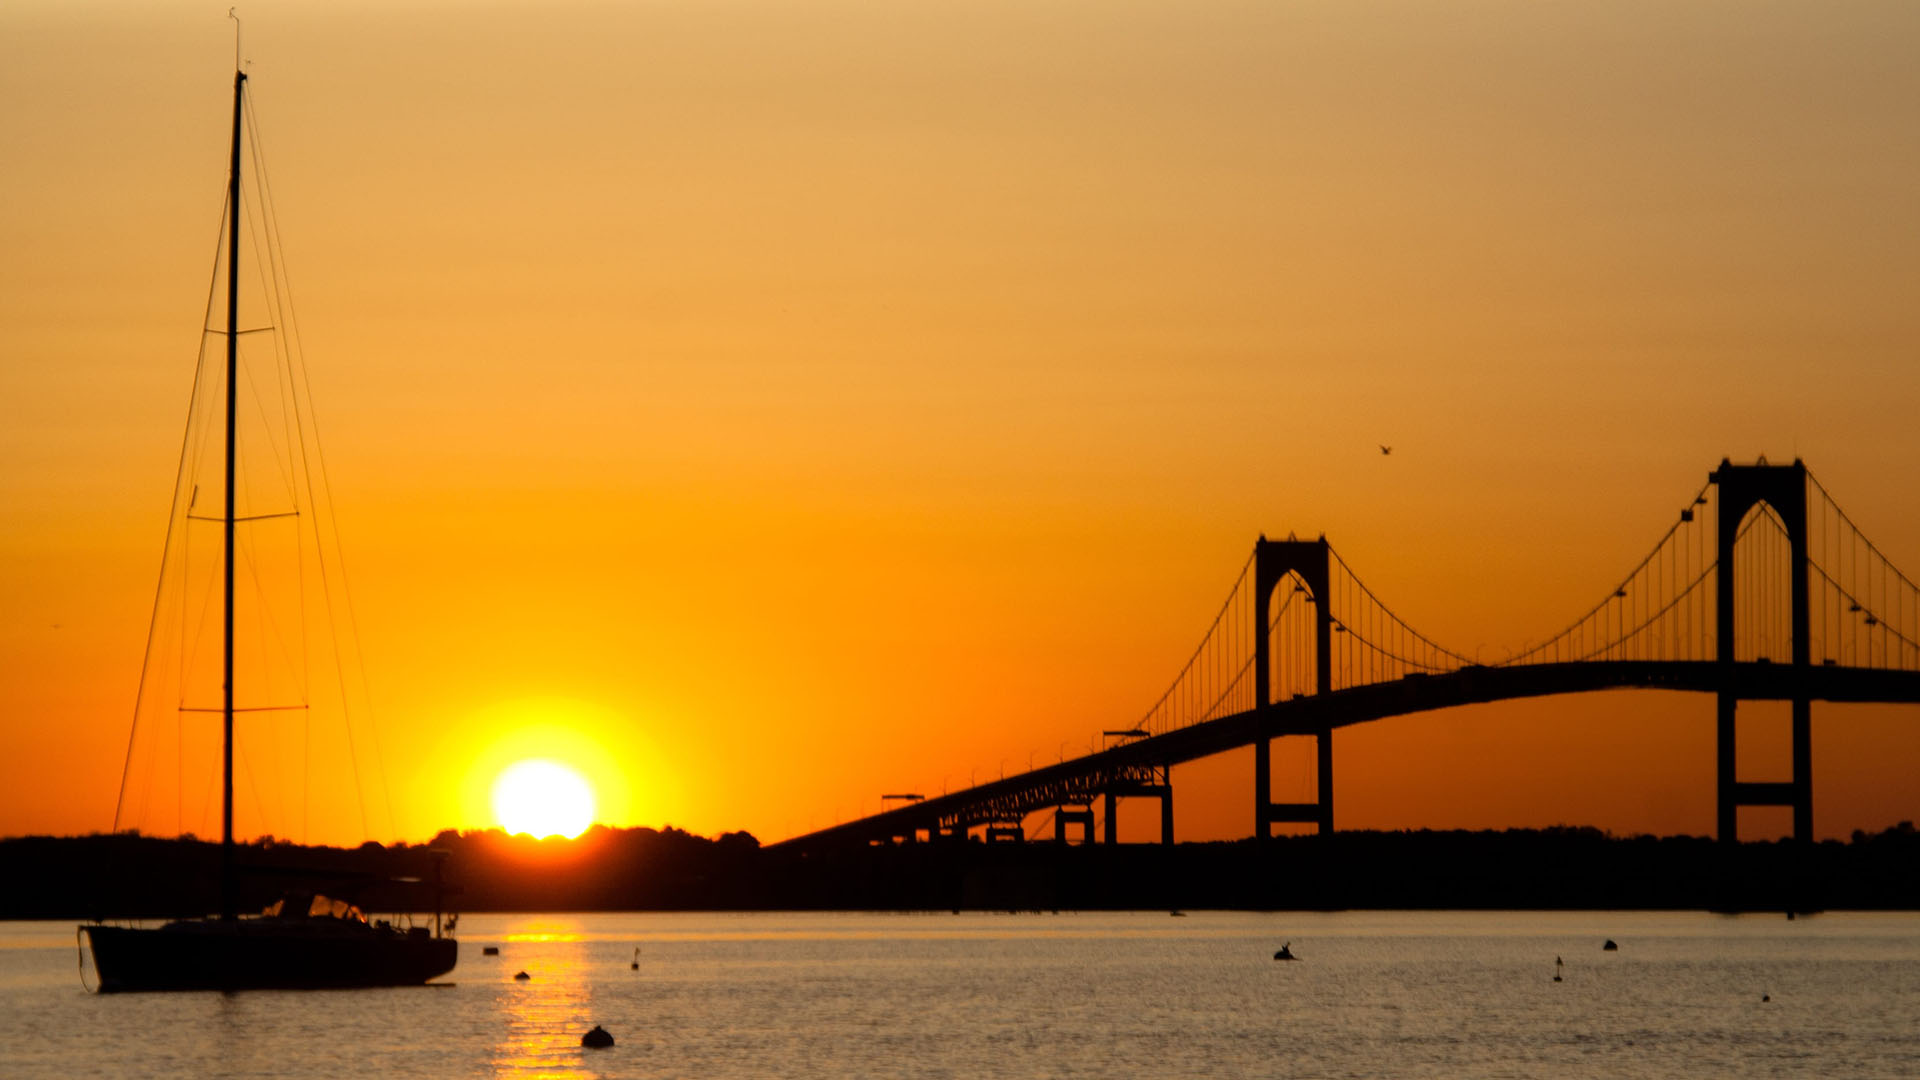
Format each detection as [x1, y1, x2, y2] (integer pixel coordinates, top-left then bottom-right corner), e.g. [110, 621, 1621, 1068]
[3, 822, 1915, 918]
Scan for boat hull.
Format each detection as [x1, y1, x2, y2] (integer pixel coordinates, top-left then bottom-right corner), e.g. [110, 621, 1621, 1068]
[82, 922, 457, 992]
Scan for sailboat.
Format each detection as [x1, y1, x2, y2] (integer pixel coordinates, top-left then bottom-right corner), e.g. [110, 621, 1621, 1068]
[79, 58, 456, 992]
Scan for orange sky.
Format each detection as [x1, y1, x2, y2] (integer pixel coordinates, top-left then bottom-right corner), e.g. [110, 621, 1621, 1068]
[3, 0, 1918, 847]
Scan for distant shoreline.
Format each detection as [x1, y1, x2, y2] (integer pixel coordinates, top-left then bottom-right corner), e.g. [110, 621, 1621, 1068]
[6, 822, 1916, 918]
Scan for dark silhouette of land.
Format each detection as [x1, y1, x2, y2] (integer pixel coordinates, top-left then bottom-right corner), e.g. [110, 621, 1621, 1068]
[3, 822, 1916, 918]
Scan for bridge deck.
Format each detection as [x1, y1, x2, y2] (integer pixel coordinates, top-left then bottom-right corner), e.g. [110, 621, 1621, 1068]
[770, 661, 1920, 852]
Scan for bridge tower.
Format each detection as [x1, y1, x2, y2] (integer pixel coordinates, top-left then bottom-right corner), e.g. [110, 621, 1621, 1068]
[1712, 459, 1813, 843]
[1253, 537, 1334, 837]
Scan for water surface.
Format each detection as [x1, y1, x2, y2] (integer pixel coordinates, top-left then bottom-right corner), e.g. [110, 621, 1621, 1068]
[4, 910, 1917, 1077]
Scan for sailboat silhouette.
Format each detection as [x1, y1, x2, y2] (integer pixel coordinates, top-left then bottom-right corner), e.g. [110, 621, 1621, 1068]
[80, 47, 456, 993]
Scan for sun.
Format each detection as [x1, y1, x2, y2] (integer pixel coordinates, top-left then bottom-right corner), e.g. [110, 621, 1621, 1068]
[492, 760, 596, 839]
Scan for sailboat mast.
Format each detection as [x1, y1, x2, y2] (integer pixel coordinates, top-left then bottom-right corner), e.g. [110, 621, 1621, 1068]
[221, 67, 246, 923]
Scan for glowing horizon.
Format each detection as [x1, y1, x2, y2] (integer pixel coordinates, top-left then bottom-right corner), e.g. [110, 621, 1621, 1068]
[4, 0, 1919, 848]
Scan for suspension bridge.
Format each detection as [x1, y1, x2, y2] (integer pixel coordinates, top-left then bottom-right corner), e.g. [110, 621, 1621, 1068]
[773, 460, 1920, 854]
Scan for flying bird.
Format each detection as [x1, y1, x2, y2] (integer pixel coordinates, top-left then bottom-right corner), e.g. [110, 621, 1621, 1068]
[1379, 445, 1393, 456]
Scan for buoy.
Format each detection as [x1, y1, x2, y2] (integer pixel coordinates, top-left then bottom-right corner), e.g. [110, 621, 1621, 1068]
[631, 946, 640, 971]
[513, 970, 531, 981]
[482, 946, 500, 956]
[1761, 994, 1770, 1002]
[1602, 939, 1618, 951]
[1553, 956, 1564, 982]
[581, 1025, 615, 1049]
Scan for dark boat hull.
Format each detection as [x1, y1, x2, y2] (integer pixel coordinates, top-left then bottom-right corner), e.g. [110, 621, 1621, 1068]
[82, 922, 457, 992]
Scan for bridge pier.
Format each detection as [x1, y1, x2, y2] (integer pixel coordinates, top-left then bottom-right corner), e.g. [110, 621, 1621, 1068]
[1255, 732, 1334, 838]
[1713, 459, 1815, 843]
[1255, 739, 1267, 838]
[1055, 806, 1095, 844]
[1716, 696, 1814, 842]
[1099, 771, 1175, 845]
[1793, 697, 1812, 840]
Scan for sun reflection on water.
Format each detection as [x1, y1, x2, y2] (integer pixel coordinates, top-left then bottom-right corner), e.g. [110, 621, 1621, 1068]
[502, 916, 590, 944]
[489, 917, 600, 1079]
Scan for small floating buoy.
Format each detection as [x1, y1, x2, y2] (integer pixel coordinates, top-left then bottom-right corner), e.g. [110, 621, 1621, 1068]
[581, 1025, 615, 1048]
[1602, 939, 1618, 951]
[1273, 942, 1295, 961]
[1553, 956, 1564, 982]
[482, 946, 500, 956]
[631, 946, 640, 971]
[1761, 993, 1770, 1002]
[1786, 911, 1796, 921]
[513, 970, 531, 981]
